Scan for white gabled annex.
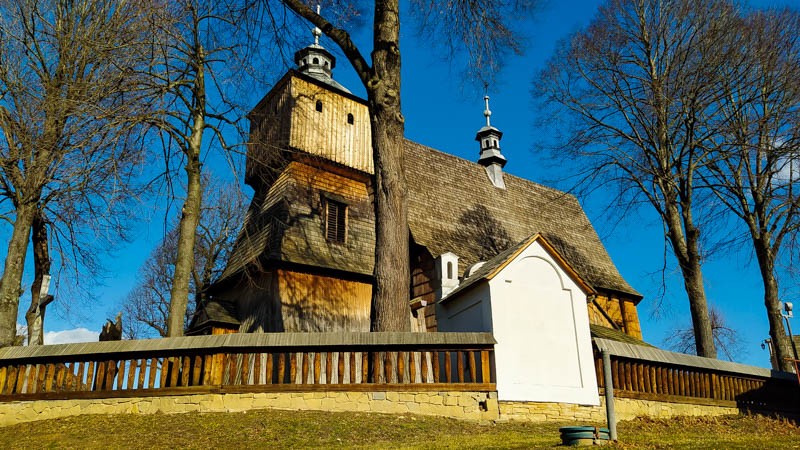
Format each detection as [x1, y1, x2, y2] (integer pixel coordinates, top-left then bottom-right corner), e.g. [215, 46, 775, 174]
[437, 234, 599, 405]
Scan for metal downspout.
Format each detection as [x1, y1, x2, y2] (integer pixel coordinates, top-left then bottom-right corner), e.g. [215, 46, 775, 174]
[602, 349, 618, 441]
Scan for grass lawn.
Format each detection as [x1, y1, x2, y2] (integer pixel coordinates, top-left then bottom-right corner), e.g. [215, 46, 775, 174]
[0, 409, 797, 449]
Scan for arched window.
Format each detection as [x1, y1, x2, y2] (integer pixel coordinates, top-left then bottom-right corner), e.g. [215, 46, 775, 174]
[347, 113, 354, 125]
[315, 100, 323, 112]
[324, 61, 329, 68]
[313, 57, 319, 64]
[447, 261, 453, 279]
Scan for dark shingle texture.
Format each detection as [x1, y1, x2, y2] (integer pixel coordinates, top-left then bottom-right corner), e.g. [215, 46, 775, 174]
[220, 139, 639, 299]
[404, 140, 639, 298]
[190, 300, 241, 331]
[590, 324, 651, 347]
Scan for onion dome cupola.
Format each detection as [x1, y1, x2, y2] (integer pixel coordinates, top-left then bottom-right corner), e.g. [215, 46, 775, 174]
[293, 6, 351, 94]
[475, 95, 507, 189]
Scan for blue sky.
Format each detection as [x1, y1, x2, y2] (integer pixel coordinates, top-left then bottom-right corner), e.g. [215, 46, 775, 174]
[10, 0, 800, 364]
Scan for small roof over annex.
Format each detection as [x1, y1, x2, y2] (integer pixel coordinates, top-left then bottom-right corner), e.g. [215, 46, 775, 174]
[440, 233, 596, 303]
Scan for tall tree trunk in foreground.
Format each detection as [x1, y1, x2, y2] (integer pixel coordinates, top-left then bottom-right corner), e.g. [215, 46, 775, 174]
[282, 0, 411, 331]
[755, 238, 793, 370]
[167, 54, 206, 337]
[663, 201, 717, 358]
[25, 210, 52, 346]
[0, 201, 37, 346]
[366, 0, 410, 331]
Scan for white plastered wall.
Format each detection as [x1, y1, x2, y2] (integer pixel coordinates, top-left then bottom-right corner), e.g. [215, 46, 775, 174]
[438, 240, 598, 405]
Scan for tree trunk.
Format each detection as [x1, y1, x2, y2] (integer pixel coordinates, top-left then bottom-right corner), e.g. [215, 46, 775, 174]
[167, 48, 206, 337]
[25, 209, 51, 346]
[753, 236, 794, 372]
[368, 0, 411, 331]
[663, 200, 717, 358]
[0, 201, 38, 346]
[167, 149, 203, 337]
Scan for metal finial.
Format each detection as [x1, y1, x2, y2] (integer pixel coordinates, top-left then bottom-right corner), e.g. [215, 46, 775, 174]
[483, 95, 492, 127]
[312, 4, 322, 45]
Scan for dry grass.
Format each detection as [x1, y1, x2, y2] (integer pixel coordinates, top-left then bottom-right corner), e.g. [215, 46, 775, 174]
[0, 409, 798, 449]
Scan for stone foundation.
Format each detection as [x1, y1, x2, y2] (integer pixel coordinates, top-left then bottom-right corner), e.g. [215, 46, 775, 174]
[499, 397, 740, 423]
[0, 391, 747, 427]
[0, 390, 499, 427]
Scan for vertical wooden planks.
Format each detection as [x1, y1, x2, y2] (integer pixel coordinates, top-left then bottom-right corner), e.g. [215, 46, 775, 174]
[290, 352, 298, 385]
[325, 352, 333, 384]
[126, 360, 137, 390]
[361, 352, 368, 384]
[410, 352, 418, 384]
[396, 351, 405, 384]
[384, 352, 393, 384]
[241, 353, 251, 386]
[266, 353, 274, 385]
[0, 366, 7, 394]
[302, 352, 310, 384]
[192, 355, 203, 387]
[337, 352, 345, 384]
[278, 352, 287, 384]
[37, 363, 47, 393]
[26, 364, 37, 394]
[456, 351, 464, 383]
[313, 352, 321, 384]
[444, 351, 452, 383]
[432, 351, 440, 383]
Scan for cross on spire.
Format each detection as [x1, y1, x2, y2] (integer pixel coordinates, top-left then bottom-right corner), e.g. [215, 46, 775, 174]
[312, 4, 322, 45]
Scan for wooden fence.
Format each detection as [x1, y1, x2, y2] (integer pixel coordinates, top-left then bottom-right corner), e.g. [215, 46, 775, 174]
[0, 332, 496, 401]
[595, 352, 800, 413]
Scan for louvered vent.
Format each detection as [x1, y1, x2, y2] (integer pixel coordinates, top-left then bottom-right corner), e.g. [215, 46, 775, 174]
[326, 199, 346, 243]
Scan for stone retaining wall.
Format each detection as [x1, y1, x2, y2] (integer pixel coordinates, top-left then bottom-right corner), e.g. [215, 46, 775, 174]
[0, 390, 499, 427]
[499, 397, 740, 423]
[0, 391, 749, 427]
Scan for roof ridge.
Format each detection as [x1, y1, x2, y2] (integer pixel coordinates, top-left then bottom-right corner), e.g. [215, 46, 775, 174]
[403, 138, 577, 199]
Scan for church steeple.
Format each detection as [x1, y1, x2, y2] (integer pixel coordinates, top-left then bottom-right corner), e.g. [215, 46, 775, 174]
[293, 5, 351, 93]
[475, 95, 506, 189]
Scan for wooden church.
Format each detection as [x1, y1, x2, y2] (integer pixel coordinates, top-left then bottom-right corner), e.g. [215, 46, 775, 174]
[187, 28, 644, 349]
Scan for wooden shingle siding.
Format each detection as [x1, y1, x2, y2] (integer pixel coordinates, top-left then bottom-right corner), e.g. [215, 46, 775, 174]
[247, 77, 293, 189]
[277, 270, 371, 332]
[279, 162, 374, 275]
[588, 293, 643, 340]
[288, 77, 373, 174]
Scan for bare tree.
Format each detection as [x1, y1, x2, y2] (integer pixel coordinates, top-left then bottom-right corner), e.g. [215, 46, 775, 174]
[138, 1, 262, 337]
[123, 181, 246, 339]
[535, 0, 745, 358]
[276, 0, 536, 331]
[0, 0, 151, 347]
[703, 8, 800, 371]
[664, 306, 743, 361]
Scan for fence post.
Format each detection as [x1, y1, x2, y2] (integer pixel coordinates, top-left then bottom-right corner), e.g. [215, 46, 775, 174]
[602, 350, 618, 441]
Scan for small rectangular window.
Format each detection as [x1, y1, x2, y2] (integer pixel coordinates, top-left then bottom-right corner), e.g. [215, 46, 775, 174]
[326, 199, 347, 243]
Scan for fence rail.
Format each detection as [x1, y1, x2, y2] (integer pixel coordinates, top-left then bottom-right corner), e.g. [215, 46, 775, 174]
[595, 354, 800, 411]
[0, 333, 496, 401]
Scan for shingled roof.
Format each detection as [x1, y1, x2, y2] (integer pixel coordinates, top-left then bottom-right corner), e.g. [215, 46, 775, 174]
[403, 140, 640, 298]
[219, 139, 639, 299]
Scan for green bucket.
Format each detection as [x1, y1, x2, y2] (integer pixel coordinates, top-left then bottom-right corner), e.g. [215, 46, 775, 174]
[559, 426, 611, 446]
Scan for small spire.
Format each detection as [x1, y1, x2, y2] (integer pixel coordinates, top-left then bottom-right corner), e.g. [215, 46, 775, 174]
[293, 3, 351, 93]
[312, 4, 322, 45]
[475, 91, 506, 189]
[483, 95, 492, 127]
